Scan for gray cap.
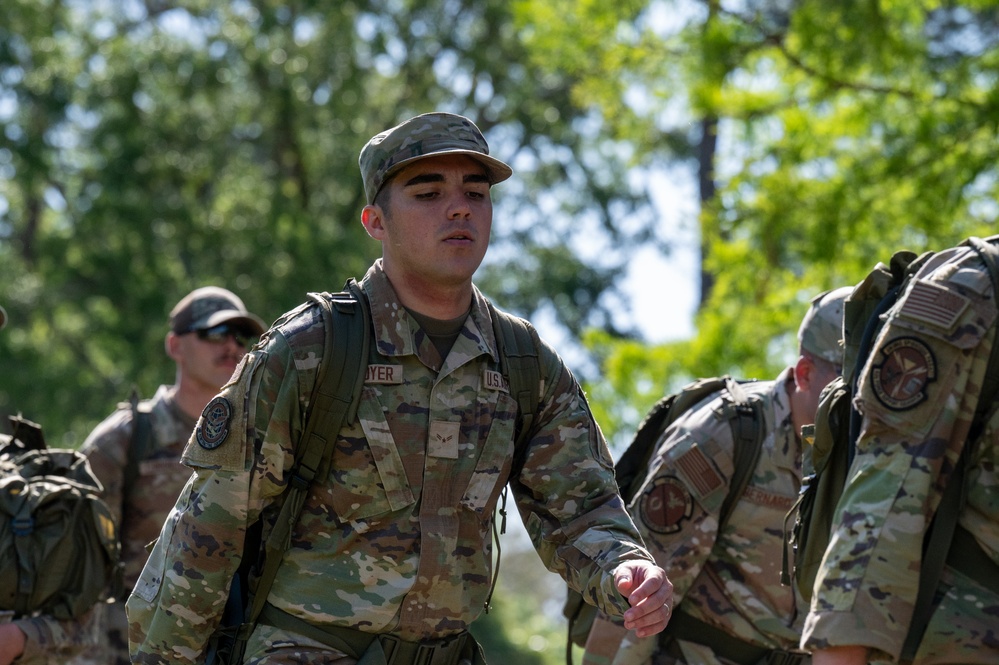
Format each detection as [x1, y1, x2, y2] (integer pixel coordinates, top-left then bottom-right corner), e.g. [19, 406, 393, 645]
[797, 286, 852, 364]
[169, 287, 266, 336]
[358, 112, 513, 204]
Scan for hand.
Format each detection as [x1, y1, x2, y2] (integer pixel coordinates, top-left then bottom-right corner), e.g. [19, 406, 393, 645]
[613, 561, 674, 638]
[0, 623, 26, 665]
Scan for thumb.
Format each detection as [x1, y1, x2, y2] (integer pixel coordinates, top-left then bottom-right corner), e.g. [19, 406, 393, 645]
[615, 573, 636, 597]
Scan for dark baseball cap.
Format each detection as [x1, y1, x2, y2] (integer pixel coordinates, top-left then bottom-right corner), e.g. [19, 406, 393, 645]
[358, 112, 513, 205]
[169, 286, 266, 336]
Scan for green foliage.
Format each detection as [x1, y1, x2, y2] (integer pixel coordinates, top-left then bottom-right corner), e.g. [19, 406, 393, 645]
[0, 0, 655, 444]
[516, 0, 999, 445]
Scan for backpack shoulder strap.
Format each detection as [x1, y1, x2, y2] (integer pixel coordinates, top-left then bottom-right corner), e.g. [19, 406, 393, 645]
[124, 388, 154, 502]
[901, 236, 999, 663]
[481, 302, 545, 613]
[717, 378, 766, 528]
[245, 280, 371, 626]
[486, 302, 544, 454]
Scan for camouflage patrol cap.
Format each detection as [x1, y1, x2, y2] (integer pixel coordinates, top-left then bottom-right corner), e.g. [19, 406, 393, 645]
[797, 286, 853, 365]
[169, 287, 266, 336]
[359, 112, 513, 204]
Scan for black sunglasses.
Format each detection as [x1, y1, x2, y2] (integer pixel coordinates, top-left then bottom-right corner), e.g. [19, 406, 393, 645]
[194, 323, 257, 348]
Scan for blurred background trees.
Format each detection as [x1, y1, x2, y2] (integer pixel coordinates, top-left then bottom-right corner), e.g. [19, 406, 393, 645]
[3, 1, 998, 662]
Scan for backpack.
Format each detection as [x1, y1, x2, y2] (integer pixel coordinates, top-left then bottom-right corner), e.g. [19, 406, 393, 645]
[206, 279, 545, 665]
[0, 415, 121, 620]
[563, 376, 765, 663]
[782, 235, 999, 664]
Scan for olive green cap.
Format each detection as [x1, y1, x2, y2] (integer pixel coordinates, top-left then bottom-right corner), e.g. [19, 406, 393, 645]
[358, 112, 513, 204]
[798, 286, 853, 365]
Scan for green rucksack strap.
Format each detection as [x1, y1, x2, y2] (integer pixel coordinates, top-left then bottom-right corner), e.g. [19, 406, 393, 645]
[482, 302, 545, 613]
[717, 379, 766, 528]
[247, 280, 371, 624]
[487, 302, 543, 454]
[124, 388, 153, 511]
[901, 236, 999, 663]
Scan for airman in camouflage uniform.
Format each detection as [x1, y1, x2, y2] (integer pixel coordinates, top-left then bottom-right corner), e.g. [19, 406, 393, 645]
[80, 288, 265, 664]
[582, 288, 851, 665]
[802, 240, 999, 665]
[126, 112, 673, 664]
[0, 305, 103, 665]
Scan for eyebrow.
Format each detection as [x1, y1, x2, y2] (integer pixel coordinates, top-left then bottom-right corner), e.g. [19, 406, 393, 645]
[403, 173, 491, 187]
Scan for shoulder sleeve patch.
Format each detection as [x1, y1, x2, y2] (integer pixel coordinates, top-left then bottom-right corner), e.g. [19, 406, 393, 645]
[673, 444, 725, 499]
[183, 377, 250, 473]
[196, 396, 232, 449]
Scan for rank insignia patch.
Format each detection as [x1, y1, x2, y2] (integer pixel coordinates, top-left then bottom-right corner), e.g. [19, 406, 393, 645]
[197, 396, 232, 450]
[871, 336, 937, 411]
[640, 476, 693, 534]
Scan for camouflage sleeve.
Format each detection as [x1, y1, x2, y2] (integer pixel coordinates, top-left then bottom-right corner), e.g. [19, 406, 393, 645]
[125, 333, 305, 664]
[13, 606, 101, 664]
[802, 246, 998, 660]
[513, 339, 655, 619]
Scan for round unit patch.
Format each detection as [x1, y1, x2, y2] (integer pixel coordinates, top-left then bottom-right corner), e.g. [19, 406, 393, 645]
[871, 336, 937, 411]
[197, 396, 233, 450]
[640, 476, 693, 534]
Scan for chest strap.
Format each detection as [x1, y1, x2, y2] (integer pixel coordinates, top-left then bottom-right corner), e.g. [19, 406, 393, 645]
[258, 603, 483, 665]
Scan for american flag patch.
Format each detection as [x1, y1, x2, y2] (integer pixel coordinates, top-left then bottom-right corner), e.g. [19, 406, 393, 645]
[674, 445, 724, 497]
[903, 280, 969, 330]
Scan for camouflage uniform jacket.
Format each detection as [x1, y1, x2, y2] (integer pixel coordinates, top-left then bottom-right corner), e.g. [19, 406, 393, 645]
[801, 243, 999, 663]
[126, 260, 653, 663]
[81, 385, 198, 590]
[584, 371, 804, 665]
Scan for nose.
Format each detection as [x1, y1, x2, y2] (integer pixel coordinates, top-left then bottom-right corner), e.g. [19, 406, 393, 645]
[447, 191, 471, 219]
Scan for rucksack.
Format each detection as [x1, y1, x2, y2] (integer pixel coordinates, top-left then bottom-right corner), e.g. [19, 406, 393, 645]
[563, 375, 765, 664]
[0, 415, 121, 620]
[782, 235, 999, 664]
[206, 279, 545, 665]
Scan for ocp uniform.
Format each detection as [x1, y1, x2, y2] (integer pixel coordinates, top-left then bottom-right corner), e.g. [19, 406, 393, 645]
[802, 243, 999, 664]
[585, 371, 806, 665]
[128, 261, 651, 663]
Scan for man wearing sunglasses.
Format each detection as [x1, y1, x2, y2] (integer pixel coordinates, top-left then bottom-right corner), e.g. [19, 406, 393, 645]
[78, 286, 266, 665]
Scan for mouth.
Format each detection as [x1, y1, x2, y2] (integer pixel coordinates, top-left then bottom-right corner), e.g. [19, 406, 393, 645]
[444, 229, 474, 243]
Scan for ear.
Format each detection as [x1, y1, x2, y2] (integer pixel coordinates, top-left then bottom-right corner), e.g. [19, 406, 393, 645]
[165, 332, 182, 362]
[793, 354, 813, 394]
[361, 204, 386, 240]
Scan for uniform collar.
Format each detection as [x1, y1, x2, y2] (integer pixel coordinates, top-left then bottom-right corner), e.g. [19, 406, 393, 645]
[361, 260, 500, 365]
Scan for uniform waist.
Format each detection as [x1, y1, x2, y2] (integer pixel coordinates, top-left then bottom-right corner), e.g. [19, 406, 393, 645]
[258, 602, 480, 665]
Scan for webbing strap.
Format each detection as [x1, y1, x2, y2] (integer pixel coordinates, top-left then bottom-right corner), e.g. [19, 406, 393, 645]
[482, 303, 544, 613]
[487, 302, 542, 454]
[661, 610, 769, 665]
[246, 281, 371, 627]
[259, 603, 480, 665]
[718, 378, 766, 529]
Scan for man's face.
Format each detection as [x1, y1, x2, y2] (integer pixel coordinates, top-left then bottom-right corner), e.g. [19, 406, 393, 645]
[173, 324, 252, 391]
[363, 154, 493, 291]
